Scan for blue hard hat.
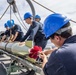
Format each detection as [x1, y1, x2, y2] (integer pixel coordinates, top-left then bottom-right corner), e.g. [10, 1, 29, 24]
[35, 15, 41, 20]
[24, 12, 32, 20]
[4, 23, 8, 28]
[7, 19, 14, 28]
[43, 13, 70, 38]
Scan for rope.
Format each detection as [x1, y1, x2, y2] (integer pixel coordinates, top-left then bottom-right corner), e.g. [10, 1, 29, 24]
[32, 0, 76, 23]
[0, 5, 10, 20]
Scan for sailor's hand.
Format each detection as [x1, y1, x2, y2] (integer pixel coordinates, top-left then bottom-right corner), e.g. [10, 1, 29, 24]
[7, 39, 14, 43]
[4, 40, 9, 42]
[39, 51, 47, 63]
[19, 42, 25, 45]
[39, 51, 48, 68]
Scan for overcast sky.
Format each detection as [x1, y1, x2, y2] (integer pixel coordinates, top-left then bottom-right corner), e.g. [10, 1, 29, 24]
[0, 0, 76, 34]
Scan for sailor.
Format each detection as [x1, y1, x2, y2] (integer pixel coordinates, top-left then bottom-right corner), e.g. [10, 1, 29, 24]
[20, 12, 47, 50]
[39, 13, 76, 75]
[34, 15, 41, 22]
[7, 19, 24, 42]
[34, 14, 43, 27]
[0, 23, 10, 42]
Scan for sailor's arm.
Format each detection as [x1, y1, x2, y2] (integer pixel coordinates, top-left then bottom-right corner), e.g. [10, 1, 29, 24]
[0, 35, 6, 42]
[43, 47, 58, 55]
[20, 28, 31, 42]
[12, 32, 19, 42]
[27, 24, 39, 40]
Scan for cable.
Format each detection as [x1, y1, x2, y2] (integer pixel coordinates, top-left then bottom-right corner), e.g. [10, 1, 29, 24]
[9, 5, 13, 39]
[11, 8, 27, 30]
[32, 0, 55, 13]
[9, 1, 28, 31]
[26, 0, 36, 20]
[70, 19, 76, 23]
[0, 5, 10, 20]
[15, 5, 28, 31]
[32, 0, 76, 23]
[14, 13, 27, 30]
[10, 5, 12, 21]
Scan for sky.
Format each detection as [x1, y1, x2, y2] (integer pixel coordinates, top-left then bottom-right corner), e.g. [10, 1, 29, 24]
[0, 0, 76, 35]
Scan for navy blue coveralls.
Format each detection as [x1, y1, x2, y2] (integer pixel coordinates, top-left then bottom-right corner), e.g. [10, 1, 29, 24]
[4, 30, 10, 40]
[20, 21, 47, 50]
[11, 24, 24, 41]
[43, 35, 76, 75]
[4, 30, 10, 37]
